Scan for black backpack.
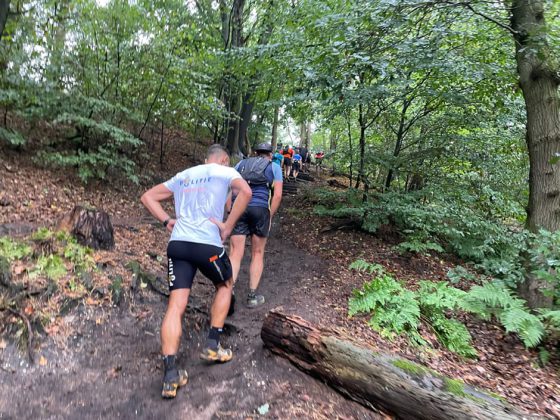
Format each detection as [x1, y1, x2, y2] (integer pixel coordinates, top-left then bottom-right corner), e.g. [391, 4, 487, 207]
[237, 157, 271, 187]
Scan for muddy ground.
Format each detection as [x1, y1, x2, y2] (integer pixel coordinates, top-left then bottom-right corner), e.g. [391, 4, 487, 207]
[0, 206, 385, 420]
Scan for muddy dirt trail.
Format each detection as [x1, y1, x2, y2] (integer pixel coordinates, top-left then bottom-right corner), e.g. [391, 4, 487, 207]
[0, 202, 382, 420]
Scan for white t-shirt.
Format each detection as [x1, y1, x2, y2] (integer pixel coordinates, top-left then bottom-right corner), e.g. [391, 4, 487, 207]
[163, 163, 241, 247]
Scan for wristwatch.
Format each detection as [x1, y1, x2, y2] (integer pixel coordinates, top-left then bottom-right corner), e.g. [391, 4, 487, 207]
[163, 217, 171, 227]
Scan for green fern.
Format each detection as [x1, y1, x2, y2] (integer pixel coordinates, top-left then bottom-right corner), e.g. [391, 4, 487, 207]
[463, 281, 545, 348]
[539, 310, 560, 327]
[430, 317, 477, 358]
[348, 261, 555, 357]
[349, 262, 474, 357]
[500, 308, 544, 348]
[418, 281, 467, 312]
[349, 259, 385, 275]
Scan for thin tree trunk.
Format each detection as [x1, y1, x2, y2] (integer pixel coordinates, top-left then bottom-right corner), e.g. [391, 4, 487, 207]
[385, 99, 410, 190]
[511, 0, 559, 309]
[159, 118, 165, 166]
[271, 105, 279, 150]
[0, 0, 9, 42]
[355, 104, 366, 189]
[346, 112, 354, 188]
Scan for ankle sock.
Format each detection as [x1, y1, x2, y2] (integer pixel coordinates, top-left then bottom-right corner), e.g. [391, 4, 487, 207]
[162, 355, 178, 381]
[206, 326, 223, 350]
[248, 289, 256, 299]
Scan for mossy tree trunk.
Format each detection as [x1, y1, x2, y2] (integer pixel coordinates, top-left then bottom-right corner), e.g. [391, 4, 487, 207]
[510, 0, 560, 309]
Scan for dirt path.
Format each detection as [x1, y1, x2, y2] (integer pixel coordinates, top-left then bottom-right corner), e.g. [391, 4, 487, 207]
[0, 205, 383, 419]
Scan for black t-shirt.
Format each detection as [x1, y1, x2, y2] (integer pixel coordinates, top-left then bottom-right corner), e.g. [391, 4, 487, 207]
[299, 147, 309, 161]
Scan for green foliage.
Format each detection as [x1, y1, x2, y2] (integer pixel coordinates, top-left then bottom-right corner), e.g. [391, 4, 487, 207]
[10, 229, 96, 281]
[313, 187, 524, 263]
[396, 238, 445, 254]
[0, 127, 25, 146]
[350, 260, 557, 356]
[312, 187, 560, 308]
[349, 260, 476, 357]
[33, 111, 142, 183]
[0, 237, 32, 262]
[31, 255, 67, 280]
[526, 229, 560, 301]
[463, 282, 545, 347]
[348, 259, 384, 275]
[31, 227, 55, 242]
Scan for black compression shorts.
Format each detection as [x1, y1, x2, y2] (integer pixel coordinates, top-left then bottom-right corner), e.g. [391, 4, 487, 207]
[232, 206, 271, 238]
[167, 241, 232, 290]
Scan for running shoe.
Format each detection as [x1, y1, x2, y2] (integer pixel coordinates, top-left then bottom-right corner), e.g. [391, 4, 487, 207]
[161, 369, 188, 399]
[200, 345, 233, 363]
[247, 294, 265, 308]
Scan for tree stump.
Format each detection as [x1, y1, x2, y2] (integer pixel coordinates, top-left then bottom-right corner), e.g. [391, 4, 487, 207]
[57, 206, 114, 250]
[261, 310, 533, 420]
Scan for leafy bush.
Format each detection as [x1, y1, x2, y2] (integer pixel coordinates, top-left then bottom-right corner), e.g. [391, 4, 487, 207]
[35, 111, 142, 183]
[312, 187, 560, 305]
[349, 260, 559, 356]
[4, 81, 143, 184]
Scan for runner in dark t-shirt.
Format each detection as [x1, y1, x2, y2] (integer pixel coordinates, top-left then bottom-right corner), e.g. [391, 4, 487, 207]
[230, 143, 283, 308]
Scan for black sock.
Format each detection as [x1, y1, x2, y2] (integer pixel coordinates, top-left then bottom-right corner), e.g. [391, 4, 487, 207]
[248, 289, 256, 299]
[162, 355, 178, 382]
[206, 326, 222, 350]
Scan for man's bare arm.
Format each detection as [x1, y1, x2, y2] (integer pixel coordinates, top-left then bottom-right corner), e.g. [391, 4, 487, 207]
[270, 180, 283, 218]
[140, 184, 175, 231]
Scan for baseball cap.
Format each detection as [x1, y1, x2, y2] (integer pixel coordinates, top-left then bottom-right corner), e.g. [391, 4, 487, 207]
[255, 142, 273, 153]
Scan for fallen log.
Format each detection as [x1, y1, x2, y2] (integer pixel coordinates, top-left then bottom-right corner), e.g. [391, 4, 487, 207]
[327, 178, 348, 189]
[261, 310, 533, 420]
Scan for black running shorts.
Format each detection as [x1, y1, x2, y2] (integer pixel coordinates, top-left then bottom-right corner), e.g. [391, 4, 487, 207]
[167, 241, 232, 290]
[293, 161, 301, 170]
[283, 157, 292, 166]
[232, 206, 271, 238]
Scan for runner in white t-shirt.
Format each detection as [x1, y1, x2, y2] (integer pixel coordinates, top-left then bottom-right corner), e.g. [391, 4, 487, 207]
[141, 144, 252, 399]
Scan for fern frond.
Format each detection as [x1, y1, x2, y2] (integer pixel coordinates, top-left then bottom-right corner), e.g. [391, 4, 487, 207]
[498, 308, 544, 348]
[430, 316, 477, 358]
[349, 259, 385, 275]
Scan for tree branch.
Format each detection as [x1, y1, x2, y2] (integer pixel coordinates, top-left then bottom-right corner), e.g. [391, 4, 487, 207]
[460, 2, 518, 36]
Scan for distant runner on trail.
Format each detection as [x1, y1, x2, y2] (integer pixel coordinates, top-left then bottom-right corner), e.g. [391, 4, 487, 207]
[299, 146, 309, 172]
[292, 149, 302, 180]
[141, 144, 252, 399]
[282, 144, 294, 179]
[229, 142, 283, 308]
[272, 148, 284, 167]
